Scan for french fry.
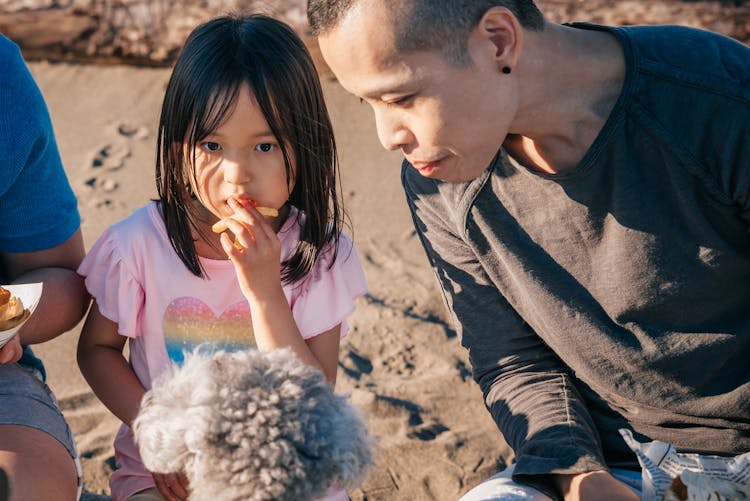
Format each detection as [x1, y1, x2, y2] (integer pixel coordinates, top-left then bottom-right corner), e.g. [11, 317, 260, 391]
[211, 219, 231, 234]
[211, 219, 245, 249]
[254, 206, 279, 217]
[211, 207, 279, 234]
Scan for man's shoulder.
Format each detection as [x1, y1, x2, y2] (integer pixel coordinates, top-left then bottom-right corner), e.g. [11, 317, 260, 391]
[0, 35, 38, 102]
[0, 34, 22, 67]
[621, 24, 750, 92]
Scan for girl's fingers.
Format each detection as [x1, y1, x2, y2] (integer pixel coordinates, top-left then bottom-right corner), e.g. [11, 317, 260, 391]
[223, 217, 255, 250]
[236, 197, 277, 239]
[154, 472, 189, 501]
[153, 474, 178, 501]
[220, 231, 243, 259]
[170, 472, 190, 499]
[228, 197, 275, 243]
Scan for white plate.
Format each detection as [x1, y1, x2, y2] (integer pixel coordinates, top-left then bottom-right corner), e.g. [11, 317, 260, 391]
[0, 283, 43, 348]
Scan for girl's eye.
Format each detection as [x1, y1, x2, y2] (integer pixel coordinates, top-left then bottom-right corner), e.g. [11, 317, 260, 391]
[201, 141, 222, 152]
[255, 143, 275, 153]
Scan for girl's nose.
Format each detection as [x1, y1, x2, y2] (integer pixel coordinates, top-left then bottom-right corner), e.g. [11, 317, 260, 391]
[222, 157, 250, 185]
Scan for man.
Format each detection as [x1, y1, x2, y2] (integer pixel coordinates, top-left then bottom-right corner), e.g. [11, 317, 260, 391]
[0, 34, 90, 500]
[307, 1, 750, 500]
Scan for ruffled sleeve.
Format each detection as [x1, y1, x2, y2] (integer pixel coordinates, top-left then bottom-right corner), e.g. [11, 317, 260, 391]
[291, 233, 367, 340]
[77, 227, 145, 339]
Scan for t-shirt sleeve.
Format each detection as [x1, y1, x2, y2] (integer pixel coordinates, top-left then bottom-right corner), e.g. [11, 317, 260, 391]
[292, 233, 368, 340]
[77, 227, 144, 339]
[0, 36, 80, 252]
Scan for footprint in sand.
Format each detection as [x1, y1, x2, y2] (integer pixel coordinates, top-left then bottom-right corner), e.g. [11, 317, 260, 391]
[351, 390, 451, 441]
[407, 420, 450, 441]
[81, 141, 128, 210]
[454, 359, 472, 382]
[84, 176, 118, 193]
[80, 121, 147, 212]
[339, 347, 374, 380]
[80, 174, 123, 213]
[117, 122, 150, 140]
[91, 142, 130, 171]
[381, 344, 417, 376]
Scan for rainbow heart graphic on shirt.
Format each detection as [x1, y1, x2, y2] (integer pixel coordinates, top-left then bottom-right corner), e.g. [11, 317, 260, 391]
[162, 297, 255, 363]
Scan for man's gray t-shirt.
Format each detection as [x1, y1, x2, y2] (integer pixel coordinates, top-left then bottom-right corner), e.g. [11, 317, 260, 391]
[403, 23, 750, 478]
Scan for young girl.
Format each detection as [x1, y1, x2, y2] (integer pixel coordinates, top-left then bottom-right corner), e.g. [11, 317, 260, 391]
[77, 14, 367, 501]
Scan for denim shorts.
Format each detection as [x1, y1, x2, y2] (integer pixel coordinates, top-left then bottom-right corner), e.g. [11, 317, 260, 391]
[0, 363, 82, 500]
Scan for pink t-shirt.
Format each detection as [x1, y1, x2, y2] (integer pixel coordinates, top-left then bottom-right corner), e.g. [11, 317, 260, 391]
[78, 202, 366, 501]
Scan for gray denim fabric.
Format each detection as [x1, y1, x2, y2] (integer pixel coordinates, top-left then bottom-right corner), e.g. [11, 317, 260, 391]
[402, 22, 750, 495]
[0, 363, 78, 459]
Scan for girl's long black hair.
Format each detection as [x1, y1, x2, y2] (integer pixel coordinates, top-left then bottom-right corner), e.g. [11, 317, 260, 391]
[156, 14, 343, 284]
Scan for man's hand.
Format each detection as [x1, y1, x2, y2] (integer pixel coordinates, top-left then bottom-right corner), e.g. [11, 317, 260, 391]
[0, 333, 22, 364]
[555, 470, 639, 501]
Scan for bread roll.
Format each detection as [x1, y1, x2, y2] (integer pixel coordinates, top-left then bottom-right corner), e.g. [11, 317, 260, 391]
[0, 286, 30, 331]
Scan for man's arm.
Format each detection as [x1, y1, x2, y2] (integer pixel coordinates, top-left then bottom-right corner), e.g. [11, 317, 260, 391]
[402, 165, 615, 498]
[554, 471, 639, 501]
[0, 228, 89, 346]
[0, 37, 89, 355]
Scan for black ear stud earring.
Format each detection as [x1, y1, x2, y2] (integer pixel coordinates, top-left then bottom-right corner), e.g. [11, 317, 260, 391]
[502, 66, 512, 74]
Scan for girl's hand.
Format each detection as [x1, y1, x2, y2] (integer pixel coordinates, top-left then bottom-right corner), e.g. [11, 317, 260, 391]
[153, 471, 190, 501]
[220, 196, 283, 299]
[0, 333, 23, 364]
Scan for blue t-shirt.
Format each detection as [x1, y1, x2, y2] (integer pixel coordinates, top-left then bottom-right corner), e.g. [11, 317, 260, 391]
[0, 34, 81, 378]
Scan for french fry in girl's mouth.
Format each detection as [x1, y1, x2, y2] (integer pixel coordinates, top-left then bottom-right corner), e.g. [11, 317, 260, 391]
[211, 207, 278, 234]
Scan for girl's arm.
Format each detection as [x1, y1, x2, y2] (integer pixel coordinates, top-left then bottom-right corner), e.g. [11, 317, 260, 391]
[79, 304, 191, 501]
[77, 301, 146, 427]
[246, 285, 341, 384]
[305, 325, 342, 385]
[221, 197, 340, 385]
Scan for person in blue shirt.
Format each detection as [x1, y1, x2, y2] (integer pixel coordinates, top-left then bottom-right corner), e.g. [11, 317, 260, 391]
[0, 34, 90, 500]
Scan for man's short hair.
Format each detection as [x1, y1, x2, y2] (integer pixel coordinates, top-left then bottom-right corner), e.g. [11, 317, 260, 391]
[307, 0, 545, 63]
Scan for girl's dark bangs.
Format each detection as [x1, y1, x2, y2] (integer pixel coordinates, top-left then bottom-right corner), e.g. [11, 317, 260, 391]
[190, 78, 241, 146]
[258, 75, 297, 187]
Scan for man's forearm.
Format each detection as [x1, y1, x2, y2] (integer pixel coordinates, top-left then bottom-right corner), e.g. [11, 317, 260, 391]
[479, 363, 608, 477]
[551, 471, 639, 501]
[16, 266, 90, 344]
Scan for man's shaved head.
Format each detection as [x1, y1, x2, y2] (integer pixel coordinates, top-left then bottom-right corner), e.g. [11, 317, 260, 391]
[308, 0, 544, 63]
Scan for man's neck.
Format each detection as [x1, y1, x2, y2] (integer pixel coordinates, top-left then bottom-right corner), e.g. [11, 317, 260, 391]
[506, 22, 626, 173]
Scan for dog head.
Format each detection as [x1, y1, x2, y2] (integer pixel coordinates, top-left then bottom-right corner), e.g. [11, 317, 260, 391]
[133, 347, 373, 500]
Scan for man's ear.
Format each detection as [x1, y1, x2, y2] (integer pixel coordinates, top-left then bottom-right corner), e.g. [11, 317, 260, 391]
[469, 6, 523, 73]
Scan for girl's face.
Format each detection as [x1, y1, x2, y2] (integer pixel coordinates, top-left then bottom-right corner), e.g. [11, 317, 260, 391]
[189, 84, 293, 226]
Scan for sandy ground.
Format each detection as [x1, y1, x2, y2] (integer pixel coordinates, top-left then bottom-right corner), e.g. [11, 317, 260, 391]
[28, 61, 510, 500]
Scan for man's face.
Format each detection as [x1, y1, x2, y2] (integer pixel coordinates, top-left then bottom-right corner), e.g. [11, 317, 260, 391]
[318, 1, 517, 183]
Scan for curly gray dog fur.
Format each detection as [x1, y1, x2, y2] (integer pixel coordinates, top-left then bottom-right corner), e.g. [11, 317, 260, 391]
[133, 348, 373, 501]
